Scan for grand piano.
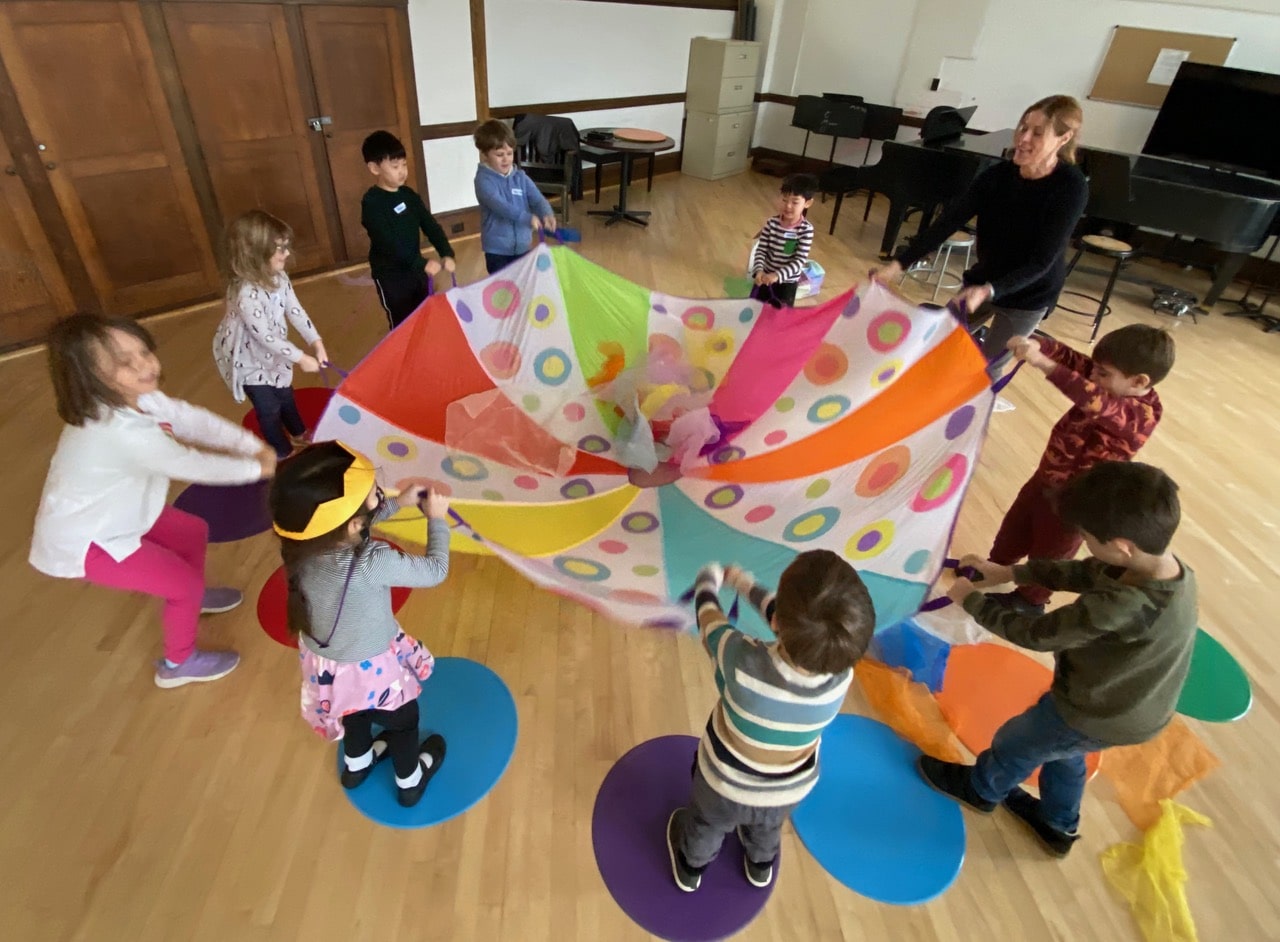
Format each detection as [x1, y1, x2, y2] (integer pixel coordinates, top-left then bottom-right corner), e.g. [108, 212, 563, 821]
[820, 127, 1280, 306]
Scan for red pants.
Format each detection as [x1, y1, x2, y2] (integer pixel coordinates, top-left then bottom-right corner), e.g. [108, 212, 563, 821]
[989, 479, 1083, 606]
[83, 506, 209, 664]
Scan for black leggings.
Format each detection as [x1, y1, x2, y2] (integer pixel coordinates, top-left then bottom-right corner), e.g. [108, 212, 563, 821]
[342, 700, 420, 779]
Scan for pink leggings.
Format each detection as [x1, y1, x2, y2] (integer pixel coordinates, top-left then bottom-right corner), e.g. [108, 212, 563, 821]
[83, 506, 209, 664]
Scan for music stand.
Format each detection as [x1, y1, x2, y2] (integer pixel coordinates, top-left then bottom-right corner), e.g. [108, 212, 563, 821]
[792, 95, 867, 166]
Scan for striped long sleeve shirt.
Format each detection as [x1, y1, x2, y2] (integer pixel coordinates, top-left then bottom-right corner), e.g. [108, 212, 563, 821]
[748, 215, 815, 283]
[693, 566, 852, 807]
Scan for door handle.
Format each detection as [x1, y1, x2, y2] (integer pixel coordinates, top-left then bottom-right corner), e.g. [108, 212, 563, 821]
[307, 116, 333, 132]
[45, 162, 57, 170]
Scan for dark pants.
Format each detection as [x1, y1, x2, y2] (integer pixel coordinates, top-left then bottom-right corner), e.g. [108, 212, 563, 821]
[342, 699, 421, 780]
[243, 384, 304, 458]
[485, 252, 523, 275]
[970, 694, 1107, 834]
[374, 269, 430, 329]
[989, 478, 1084, 606]
[968, 302, 1048, 368]
[675, 764, 795, 869]
[750, 280, 798, 309]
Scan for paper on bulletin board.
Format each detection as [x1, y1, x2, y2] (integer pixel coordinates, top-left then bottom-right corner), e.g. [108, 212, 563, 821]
[1147, 48, 1190, 86]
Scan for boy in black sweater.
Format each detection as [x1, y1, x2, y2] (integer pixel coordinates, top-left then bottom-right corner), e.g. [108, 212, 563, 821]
[361, 131, 456, 329]
[920, 461, 1197, 857]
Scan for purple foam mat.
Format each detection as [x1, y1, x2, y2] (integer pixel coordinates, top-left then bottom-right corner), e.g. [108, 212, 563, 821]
[172, 479, 272, 543]
[592, 735, 775, 942]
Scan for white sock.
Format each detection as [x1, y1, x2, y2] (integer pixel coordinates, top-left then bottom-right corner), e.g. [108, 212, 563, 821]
[344, 749, 373, 772]
[396, 762, 424, 789]
[164, 658, 180, 669]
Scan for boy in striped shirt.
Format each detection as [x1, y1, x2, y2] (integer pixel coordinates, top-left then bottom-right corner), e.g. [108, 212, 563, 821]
[749, 173, 818, 309]
[667, 550, 875, 891]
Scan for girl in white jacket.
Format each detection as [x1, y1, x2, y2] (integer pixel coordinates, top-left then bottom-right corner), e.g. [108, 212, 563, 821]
[31, 314, 275, 688]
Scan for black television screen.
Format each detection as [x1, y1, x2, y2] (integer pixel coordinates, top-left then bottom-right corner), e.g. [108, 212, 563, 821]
[1142, 63, 1280, 179]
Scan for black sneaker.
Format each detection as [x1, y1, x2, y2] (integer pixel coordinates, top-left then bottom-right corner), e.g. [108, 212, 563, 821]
[397, 734, 447, 808]
[736, 828, 775, 888]
[1003, 788, 1079, 858]
[916, 756, 998, 814]
[666, 810, 704, 892]
[987, 590, 1046, 618]
[340, 733, 390, 789]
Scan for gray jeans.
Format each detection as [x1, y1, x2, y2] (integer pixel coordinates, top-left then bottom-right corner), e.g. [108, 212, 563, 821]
[676, 765, 796, 869]
[970, 302, 1047, 367]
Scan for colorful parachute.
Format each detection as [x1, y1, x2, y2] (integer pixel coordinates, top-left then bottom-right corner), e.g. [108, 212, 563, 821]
[314, 245, 992, 637]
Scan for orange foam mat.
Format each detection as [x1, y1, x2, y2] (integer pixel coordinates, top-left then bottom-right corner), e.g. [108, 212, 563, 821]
[935, 643, 1100, 784]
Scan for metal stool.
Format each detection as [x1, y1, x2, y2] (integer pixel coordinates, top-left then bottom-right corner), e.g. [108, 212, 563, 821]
[900, 231, 975, 302]
[1063, 234, 1135, 342]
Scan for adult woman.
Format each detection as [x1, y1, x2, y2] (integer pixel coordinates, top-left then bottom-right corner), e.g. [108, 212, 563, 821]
[871, 95, 1088, 362]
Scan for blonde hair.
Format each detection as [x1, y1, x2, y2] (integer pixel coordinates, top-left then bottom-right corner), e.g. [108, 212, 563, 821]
[1022, 95, 1083, 164]
[222, 210, 292, 295]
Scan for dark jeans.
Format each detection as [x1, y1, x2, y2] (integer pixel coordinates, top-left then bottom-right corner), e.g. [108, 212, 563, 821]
[675, 764, 796, 869]
[750, 280, 798, 309]
[373, 269, 430, 329]
[989, 479, 1084, 606]
[342, 699, 421, 780]
[243, 384, 304, 458]
[485, 252, 523, 275]
[970, 693, 1107, 834]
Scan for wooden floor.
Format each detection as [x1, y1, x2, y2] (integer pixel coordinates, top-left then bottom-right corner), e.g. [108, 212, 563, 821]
[3, 171, 1278, 942]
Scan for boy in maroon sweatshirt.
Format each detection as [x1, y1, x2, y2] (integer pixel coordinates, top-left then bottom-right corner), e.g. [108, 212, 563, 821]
[989, 324, 1175, 614]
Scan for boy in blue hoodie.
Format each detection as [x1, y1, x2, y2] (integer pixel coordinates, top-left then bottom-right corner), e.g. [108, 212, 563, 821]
[473, 119, 556, 274]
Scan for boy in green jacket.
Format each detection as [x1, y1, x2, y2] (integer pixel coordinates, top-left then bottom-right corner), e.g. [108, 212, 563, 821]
[920, 460, 1197, 857]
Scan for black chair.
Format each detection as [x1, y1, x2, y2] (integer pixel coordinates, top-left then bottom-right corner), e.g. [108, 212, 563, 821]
[517, 140, 576, 223]
[1059, 149, 1136, 340]
[854, 103, 903, 220]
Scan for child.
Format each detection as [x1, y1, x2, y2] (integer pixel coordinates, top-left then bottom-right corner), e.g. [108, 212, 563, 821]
[30, 314, 275, 688]
[360, 130, 456, 329]
[924, 460, 1197, 857]
[748, 173, 818, 308]
[473, 119, 556, 275]
[667, 551, 874, 892]
[269, 442, 451, 807]
[213, 210, 327, 458]
[989, 324, 1175, 614]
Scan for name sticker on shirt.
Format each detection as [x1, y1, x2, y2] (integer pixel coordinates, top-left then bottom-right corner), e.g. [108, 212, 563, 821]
[512, 188, 523, 196]
[394, 202, 407, 214]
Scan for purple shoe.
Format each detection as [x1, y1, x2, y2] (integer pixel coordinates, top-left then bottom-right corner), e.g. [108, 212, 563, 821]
[154, 649, 240, 689]
[200, 587, 243, 615]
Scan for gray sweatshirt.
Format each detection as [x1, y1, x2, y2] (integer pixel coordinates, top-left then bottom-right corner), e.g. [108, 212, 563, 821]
[297, 499, 451, 662]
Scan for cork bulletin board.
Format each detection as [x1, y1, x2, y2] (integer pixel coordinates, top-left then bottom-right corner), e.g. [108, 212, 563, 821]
[1088, 26, 1235, 109]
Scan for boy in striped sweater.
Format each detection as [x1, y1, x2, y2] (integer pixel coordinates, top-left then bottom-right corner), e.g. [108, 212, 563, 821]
[749, 173, 818, 308]
[667, 550, 875, 892]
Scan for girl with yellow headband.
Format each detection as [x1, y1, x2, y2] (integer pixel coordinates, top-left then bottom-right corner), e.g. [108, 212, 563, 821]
[269, 441, 452, 807]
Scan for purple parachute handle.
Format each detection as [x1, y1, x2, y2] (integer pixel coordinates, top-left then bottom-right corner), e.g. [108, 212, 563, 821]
[426, 271, 458, 297]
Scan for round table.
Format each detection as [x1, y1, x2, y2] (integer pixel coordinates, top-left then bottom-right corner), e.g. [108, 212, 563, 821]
[579, 128, 675, 228]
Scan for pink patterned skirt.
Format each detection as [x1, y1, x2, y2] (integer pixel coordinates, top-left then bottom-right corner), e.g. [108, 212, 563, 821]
[299, 630, 435, 741]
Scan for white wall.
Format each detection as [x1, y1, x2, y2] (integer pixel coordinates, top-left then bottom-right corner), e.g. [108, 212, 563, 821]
[485, 1, 733, 105]
[406, 0, 734, 212]
[897, 0, 1280, 153]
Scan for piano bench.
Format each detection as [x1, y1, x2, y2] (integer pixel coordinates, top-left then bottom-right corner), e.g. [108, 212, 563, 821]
[1064, 235, 1137, 342]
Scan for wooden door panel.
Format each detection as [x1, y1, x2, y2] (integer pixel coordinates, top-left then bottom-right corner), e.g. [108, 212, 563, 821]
[301, 5, 414, 261]
[0, 1, 218, 314]
[164, 3, 333, 270]
[0, 136, 74, 348]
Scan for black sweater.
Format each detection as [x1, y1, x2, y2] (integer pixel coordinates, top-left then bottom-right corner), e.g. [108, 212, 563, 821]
[895, 160, 1088, 311]
[361, 185, 454, 277]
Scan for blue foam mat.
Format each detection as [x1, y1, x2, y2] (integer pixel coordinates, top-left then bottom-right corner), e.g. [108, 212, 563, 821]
[792, 714, 966, 905]
[339, 657, 518, 829]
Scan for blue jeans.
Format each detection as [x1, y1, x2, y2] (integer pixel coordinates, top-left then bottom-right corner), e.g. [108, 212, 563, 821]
[970, 693, 1107, 833]
[243, 384, 304, 458]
